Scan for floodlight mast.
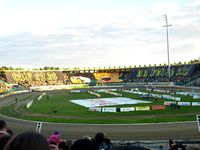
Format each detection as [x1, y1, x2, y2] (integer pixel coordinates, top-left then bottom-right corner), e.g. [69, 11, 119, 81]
[163, 14, 172, 82]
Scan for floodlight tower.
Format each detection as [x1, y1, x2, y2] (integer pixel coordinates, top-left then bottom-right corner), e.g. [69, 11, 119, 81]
[163, 14, 172, 81]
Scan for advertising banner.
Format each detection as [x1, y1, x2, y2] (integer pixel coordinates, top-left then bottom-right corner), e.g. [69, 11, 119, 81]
[174, 97, 181, 101]
[102, 107, 116, 112]
[105, 90, 123, 97]
[176, 92, 189, 95]
[192, 102, 200, 106]
[193, 95, 200, 99]
[164, 101, 170, 106]
[120, 107, 135, 112]
[164, 101, 176, 106]
[88, 91, 101, 97]
[96, 89, 106, 92]
[71, 90, 80, 93]
[26, 100, 33, 108]
[151, 105, 165, 110]
[89, 107, 102, 112]
[177, 102, 190, 106]
[37, 93, 46, 101]
[135, 106, 150, 111]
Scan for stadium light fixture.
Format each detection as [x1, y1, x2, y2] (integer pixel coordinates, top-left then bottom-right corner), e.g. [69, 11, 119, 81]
[162, 14, 172, 81]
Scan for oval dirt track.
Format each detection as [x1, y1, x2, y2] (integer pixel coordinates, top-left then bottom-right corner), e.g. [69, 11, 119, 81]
[0, 92, 199, 140]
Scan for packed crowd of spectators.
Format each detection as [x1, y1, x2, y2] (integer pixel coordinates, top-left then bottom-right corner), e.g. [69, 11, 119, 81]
[0, 63, 200, 88]
[0, 120, 113, 150]
[1, 119, 199, 150]
[9, 72, 66, 87]
[0, 82, 12, 94]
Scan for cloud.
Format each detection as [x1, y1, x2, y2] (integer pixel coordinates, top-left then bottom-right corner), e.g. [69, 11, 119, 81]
[0, 0, 199, 68]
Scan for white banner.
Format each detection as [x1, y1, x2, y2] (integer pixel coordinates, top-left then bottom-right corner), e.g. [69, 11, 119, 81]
[95, 89, 106, 92]
[151, 94, 163, 98]
[105, 90, 123, 97]
[30, 84, 88, 91]
[192, 102, 200, 106]
[102, 107, 116, 112]
[131, 88, 139, 91]
[162, 95, 172, 99]
[109, 89, 118, 91]
[193, 95, 200, 99]
[177, 102, 190, 106]
[71, 90, 80, 93]
[174, 97, 181, 101]
[26, 100, 33, 108]
[120, 107, 135, 112]
[164, 101, 176, 106]
[176, 92, 190, 95]
[37, 93, 46, 101]
[88, 91, 101, 97]
[176, 92, 200, 97]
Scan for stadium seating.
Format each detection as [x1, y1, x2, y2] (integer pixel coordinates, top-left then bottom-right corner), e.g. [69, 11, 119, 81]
[70, 76, 84, 84]
[0, 80, 12, 93]
[0, 61, 199, 88]
[93, 72, 122, 83]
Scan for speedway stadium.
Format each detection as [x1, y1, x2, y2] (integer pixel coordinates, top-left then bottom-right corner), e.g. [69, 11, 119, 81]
[0, 59, 200, 143]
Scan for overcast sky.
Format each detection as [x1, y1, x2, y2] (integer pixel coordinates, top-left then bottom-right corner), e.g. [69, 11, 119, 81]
[0, 0, 199, 68]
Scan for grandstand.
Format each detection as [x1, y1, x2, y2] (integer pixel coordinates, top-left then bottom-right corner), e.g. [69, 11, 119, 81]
[0, 59, 199, 90]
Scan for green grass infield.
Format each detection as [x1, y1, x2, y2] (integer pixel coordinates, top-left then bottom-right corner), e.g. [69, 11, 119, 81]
[0, 89, 199, 124]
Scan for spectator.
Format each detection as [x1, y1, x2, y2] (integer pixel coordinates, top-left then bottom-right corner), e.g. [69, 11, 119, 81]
[4, 131, 49, 150]
[82, 135, 92, 141]
[171, 142, 186, 150]
[53, 131, 61, 137]
[49, 142, 59, 150]
[168, 139, 176, 150]
[70, 138, 98, 150]
[0, 120, 8, 138]
[0, 135, 11, 150]
[94, 132, 112, 150]
[158, 145, 165, 150]
[6, 129, 13, 137]
[58, 141, 69, 150]
[48, 131, 61, 146]
[15, 97, 18, 103]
